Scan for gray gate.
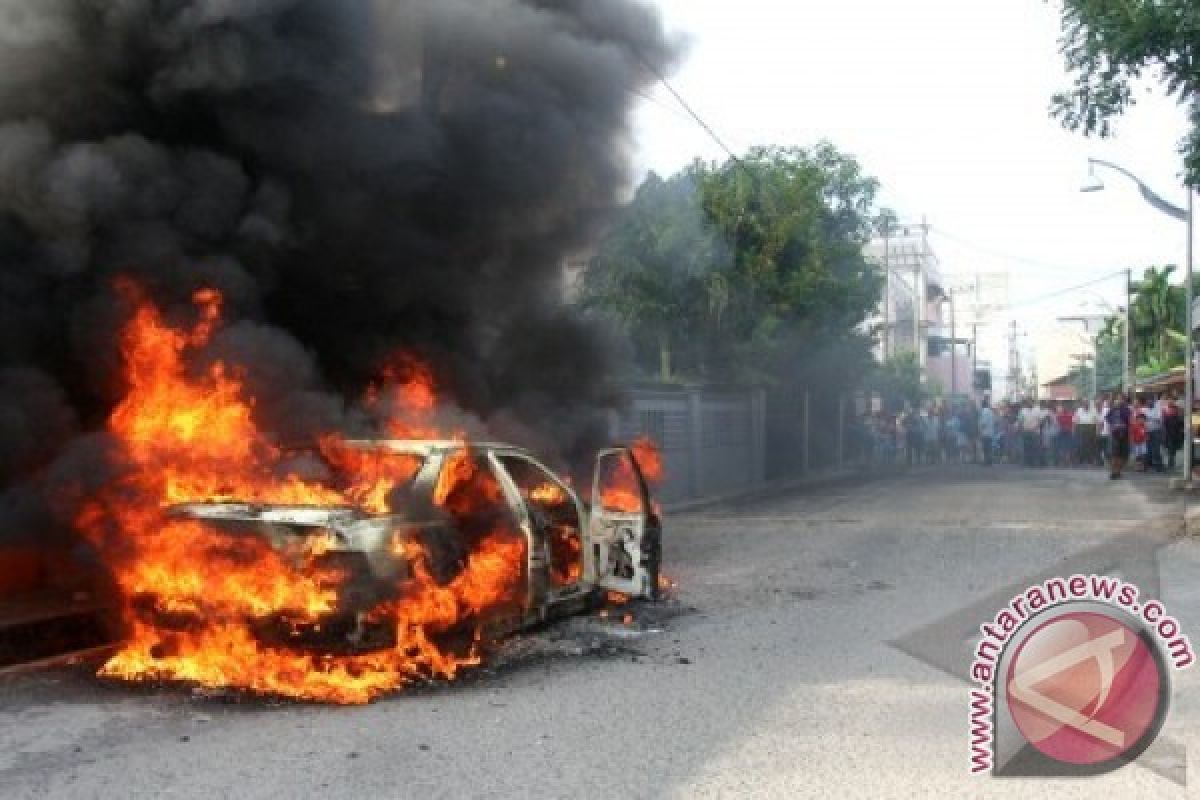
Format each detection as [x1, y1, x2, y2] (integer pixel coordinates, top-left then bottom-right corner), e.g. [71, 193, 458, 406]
[611, 384, 766, 504]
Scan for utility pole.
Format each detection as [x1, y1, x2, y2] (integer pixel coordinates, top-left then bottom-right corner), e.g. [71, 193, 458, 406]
[950, 290, 957, 395]
[1008, 320, 1019, 400]
[916, 218, 928, 367]
[972, 322, 979, 399]
[1124, 268, 1132, 398]
[882, 222, 890, 360]
[1184, 188, 1194, 485]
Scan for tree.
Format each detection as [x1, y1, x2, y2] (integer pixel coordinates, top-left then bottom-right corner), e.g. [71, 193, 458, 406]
[1130, 264, 1180, 367]
[694, 145, 884, 382]
[870, 351, 926, 410]
[1091, 264, 1200, 383]
[1094, 317, 1125, 390]
[1069, 363, 1095, 400]
[584, 144, 884, 385]
[581, 169, 725, 381]
[1051, 1, 1200, 185]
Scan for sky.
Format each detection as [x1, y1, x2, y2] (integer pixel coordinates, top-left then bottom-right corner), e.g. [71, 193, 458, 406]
[630, 0, 1194, 382]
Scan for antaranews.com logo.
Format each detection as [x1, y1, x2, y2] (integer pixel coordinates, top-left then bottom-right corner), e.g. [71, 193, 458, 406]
[969, 574, 1193, 777]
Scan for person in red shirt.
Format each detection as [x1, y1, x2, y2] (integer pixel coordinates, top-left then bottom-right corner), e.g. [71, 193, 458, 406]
[1055, 402, 1075, 466]
[1131, 412, 1149, 471]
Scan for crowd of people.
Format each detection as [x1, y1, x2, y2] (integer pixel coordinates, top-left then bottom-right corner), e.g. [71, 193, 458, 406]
[858, 391, 1190, 480]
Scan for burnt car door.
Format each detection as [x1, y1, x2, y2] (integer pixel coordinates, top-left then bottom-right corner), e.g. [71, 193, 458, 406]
[492, 452, 587, 594]
[587, 447, 660, 598]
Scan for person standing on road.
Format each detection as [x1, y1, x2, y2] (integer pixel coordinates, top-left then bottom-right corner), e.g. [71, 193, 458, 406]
[945, 411, 962, 462]
[1106, 393, 1132, 479]
[1005, 401, 1021, 464]
[963, 401, 980, 463]
[1040, 401, 1058, 468]
[923, 406, 941, 465]
[1074, 399, 1099, 466]
[1098, 395, 1111, 466]
[1131, 411, 1149, 471]
[903, 406, 922, 467]
[1018, 398, 1041, 467]
[1054, 401, 1075, 466]
[1164, 393, 1185, 470]
[979, 398, 996, 466]
[1145, 393, 1165, 472]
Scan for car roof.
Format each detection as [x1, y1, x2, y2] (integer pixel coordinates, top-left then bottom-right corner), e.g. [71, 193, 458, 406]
[339, 439, 532, 457]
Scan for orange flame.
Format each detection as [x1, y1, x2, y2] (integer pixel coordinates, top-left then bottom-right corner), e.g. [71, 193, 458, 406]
[547, 524, 582, 586]
[368, 354, 442, 440]
[529, 482, 568, 506]
[631, 436, 663, 485]
[317, 436, 423, 514]
[76, 282, 526, 704]
[598, 437, 664, 515]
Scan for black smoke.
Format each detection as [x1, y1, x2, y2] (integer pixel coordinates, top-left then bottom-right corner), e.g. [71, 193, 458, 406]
[0, 0, 677, 542]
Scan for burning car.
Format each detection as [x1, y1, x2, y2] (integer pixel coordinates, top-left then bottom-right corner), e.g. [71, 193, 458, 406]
[166, 439, 662, 652]
[70, 284, 664, 704]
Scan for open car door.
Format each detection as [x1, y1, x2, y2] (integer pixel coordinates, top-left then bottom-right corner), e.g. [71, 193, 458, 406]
[588, 447, 660, 598]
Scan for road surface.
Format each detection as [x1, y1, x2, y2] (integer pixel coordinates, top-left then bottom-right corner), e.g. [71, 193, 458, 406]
[3, 465, 1199, 798]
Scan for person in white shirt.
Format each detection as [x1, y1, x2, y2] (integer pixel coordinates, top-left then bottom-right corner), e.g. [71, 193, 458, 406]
[979, 399, 996, 466]
[1039, 402, 1057, 466]
[1074, 400, 1100, 465]
[1018, 399, 1043, 467]
[1145, 394, 1165, 472]
[1098, 397, 1111, 464]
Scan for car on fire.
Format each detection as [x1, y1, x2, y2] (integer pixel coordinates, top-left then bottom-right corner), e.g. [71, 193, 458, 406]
[167, 441, 662, 651]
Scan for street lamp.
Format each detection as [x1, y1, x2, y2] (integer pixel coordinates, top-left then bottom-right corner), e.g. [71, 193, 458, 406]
[1082, 157, 1194, 485]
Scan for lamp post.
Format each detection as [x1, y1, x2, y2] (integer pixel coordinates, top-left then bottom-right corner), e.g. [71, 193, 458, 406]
[1082, 158, 1193, 485]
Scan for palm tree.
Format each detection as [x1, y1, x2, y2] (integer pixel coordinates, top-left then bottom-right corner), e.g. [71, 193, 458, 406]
[1130, 265, 1184, 370]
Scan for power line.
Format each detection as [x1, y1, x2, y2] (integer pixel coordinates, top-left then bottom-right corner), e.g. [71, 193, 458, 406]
[1005, 270, 1129, 311]
[929, 227, 1108, 274]
[628, 86, 701, 127]
[628, 63, 1126, 317]
[633, 53, 745, 168]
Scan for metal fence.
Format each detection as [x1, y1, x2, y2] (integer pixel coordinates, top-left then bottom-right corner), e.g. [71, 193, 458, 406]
[612, 384, 866, 505]
[611, 384, 767, 504]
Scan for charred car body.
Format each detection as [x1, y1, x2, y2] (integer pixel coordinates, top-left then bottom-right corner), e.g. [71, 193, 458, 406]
[168, 441, 662, 651]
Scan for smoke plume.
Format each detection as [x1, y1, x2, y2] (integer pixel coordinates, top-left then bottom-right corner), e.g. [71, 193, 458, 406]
[0, 0, 676, 542]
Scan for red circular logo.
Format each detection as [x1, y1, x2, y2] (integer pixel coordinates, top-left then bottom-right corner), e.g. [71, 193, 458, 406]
[1005, 611, 1165, 766]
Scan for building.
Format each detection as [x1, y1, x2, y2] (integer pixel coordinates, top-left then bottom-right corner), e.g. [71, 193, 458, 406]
[1031, 322, 1093, 402]
[865, 221, 947, 382]
[934, 272, 1011, 400]
[1041, 374, 1080, 403]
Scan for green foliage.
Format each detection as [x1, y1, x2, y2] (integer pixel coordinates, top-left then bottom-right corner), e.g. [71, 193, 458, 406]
[580, 168, 724, 380]
[583, 144, 884, 385]
[1130, 264, 1181, 367]
[1094, 319, 1125, 390]
[1051, 0, 1200, 184]
[1070, 363, 1094, 399]
[1091, 264, 1200, 382]
[870, 352, 926, 410]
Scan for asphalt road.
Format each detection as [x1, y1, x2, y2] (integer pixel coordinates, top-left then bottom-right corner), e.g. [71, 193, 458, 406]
[4, 465, 1200, 799]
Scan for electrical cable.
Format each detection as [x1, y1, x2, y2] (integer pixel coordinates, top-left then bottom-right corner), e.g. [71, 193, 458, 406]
[633, 53, 743, 166]
[928, 227, 1112, 275]
[1004, 270, 1130, 311]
